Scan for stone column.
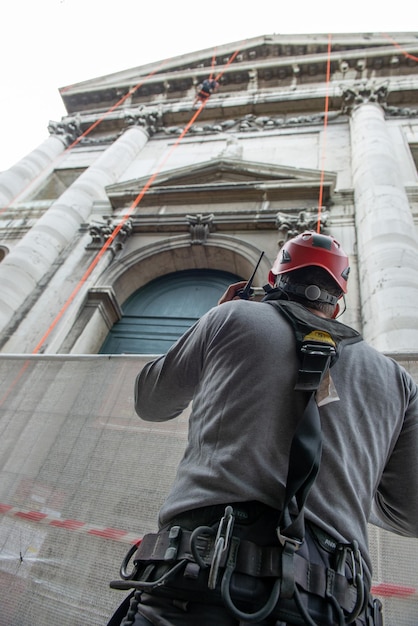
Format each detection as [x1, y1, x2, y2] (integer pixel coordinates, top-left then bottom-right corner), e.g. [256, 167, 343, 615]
[0, 135, 67, 206]
[0, 125, 149, 335]
[347, 85, 418, 351]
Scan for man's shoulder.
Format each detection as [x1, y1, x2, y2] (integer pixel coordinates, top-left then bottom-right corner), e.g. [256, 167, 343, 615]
[206, 300, 287, 329]
[265, 300, 362, 345]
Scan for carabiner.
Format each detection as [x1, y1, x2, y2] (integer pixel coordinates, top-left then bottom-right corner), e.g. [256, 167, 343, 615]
[208, 505, 235, 589]
[189, 524, 216, 568]
[120, 542, 141, 580]
[334, 540, 366, 624]
[220, 536, 282, 623]
[111, 559, 187, 591]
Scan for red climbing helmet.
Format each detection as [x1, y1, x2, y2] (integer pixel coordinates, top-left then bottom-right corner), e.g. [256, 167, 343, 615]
[268, 231, 350, 293]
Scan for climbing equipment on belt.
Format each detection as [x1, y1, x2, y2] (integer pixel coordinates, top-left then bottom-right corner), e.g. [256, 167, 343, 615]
[110, 507, 378, 624]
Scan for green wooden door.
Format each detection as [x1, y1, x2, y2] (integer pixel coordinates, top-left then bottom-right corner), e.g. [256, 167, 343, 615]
[100, 269, 239, 354]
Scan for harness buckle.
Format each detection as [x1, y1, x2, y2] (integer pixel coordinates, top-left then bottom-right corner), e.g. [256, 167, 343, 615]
[277, 529, 303, 550]
[295, 342, 336, 392]
[208, 506, 235, 589]
[164, 525, 182, 561]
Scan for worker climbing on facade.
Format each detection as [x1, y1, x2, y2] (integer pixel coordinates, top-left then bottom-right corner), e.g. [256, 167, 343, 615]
[109, 231, 418, 625]
[193, 77, 219, 106]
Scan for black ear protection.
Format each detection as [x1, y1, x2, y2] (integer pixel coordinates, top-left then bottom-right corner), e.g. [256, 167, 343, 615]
[275, 280, 339, 305]
[263, 279, 345, 318]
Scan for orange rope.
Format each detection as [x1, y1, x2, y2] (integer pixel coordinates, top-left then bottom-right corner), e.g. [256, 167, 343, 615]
[31, 105, 207, 354]
[0, 58, 170, 216]
[208, 49, 217, 81]
[316, 34, 332, 233]
[214, 47, 243, 82]
[31, 43, 245, 354]
[0, 43, 246, 410]
[381, 33, 418, 63]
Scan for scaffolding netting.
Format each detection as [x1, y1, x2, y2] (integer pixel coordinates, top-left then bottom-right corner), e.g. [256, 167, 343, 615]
[0, 355, 417, 625]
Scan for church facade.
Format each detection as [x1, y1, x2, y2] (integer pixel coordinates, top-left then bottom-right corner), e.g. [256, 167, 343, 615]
[0, 32, 418, 355]
[0, 33, 418, 626]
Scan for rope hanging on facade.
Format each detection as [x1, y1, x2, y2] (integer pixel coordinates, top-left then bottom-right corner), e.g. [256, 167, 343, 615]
[381, 33, 418, 63]
[0, 59, 171, 216]
[316, 33, 332, 233]
[31, 44, 245, 355]
[9, 33, 416, 351]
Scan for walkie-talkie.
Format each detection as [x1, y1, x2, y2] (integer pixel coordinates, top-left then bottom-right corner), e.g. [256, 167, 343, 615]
[236, 251, 265, 300]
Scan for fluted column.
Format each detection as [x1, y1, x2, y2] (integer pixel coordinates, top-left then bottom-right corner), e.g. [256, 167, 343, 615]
[0, 135, 67, 206]
[349, 90, 418, 351]
[0, 125, 149, 334]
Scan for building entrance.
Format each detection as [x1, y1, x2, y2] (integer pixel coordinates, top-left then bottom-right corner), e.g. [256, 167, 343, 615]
[100, 269, 239, 354]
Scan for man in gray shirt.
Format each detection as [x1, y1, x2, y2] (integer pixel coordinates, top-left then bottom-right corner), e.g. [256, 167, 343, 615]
[113, 232, 418, 626]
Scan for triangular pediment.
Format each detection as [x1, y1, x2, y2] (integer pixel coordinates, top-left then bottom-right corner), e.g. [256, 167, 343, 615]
[60, 32, 416, 103]
[106, 157, 336, 209]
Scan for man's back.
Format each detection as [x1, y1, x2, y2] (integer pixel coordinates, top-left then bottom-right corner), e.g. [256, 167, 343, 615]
[135, 298, 418, 575]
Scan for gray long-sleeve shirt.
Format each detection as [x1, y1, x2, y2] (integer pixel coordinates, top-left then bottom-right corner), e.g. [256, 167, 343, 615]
[135, 299, 418, 573]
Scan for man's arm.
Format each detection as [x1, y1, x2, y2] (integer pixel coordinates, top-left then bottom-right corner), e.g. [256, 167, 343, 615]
[372, 375, 418, 537]
[134, 316, 206, 422]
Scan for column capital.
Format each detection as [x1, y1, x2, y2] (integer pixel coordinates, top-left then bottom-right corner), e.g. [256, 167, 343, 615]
[86, 217, 133, 253]
[276, 209, 328, 246]
[341, 81, 389, 114]
[48, 115, 83, 146]
[122, 107, 162, 136]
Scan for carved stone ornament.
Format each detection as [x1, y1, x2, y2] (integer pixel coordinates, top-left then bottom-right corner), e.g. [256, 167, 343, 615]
[161, 111, 341, 137]
[86, 217, 133, 252]
[122, 106, 162, 136]
[385, 105, 418, 118]
[340, 81, 389, 114]
[48, 115, 82, 145]
[276, 209, 328, 247]
[186, 213, 214, 244]
[72, 109, 343, 147]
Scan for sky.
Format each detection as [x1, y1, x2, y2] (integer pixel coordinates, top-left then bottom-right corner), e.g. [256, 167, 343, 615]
[0, 0, 414, 171]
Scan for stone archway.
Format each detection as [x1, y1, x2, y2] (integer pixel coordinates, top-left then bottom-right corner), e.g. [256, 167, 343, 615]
[66, 236, 270, 354]
[99, 268, 240, 354]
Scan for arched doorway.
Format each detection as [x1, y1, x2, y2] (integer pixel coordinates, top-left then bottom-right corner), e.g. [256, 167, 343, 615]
[100, 269, 239, 354]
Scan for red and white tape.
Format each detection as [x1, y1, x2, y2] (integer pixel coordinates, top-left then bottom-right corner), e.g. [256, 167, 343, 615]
[0, 502, 142, 545]
[1, 502, 417, 599]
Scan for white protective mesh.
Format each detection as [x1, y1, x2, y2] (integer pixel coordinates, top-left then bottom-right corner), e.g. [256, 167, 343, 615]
[0, 355, 417, 625]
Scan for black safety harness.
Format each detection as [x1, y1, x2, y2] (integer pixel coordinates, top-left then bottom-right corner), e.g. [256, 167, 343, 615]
[109, 301, 383, 626]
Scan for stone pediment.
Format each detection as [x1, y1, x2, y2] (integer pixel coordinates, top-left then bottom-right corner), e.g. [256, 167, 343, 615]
[60, 32, 418, 118]
[106, 157, 336, 209]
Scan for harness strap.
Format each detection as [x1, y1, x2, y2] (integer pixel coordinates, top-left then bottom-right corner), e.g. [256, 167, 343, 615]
[278, 391, 324, 544]
[132, 528, 362, 613]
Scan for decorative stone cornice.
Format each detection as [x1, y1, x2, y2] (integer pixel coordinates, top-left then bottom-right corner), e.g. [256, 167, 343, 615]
[60, 33, 418, 118]
[74, 109, 344, 147]
[385, 105, 418, 118]
[162, 111, 342, 137]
